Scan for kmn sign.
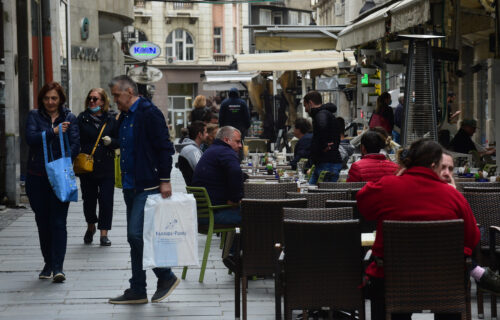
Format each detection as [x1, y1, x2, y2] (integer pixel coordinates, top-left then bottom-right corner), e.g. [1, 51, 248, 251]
[129, 42, 161, 61]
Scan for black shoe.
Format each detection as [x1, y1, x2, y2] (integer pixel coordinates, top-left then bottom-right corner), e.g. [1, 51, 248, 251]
[38, 264, 52, 279]
[478, 267, 500, 294]
[84, 227, 96, 244]
[52, 271, 66, 283]
[109, 289, 148, 304]
[151, 276, 180, 303]
[223, 255, 237, 273]
[100, 236, 111, 246]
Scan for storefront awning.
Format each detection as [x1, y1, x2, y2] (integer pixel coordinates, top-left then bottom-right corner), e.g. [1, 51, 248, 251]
[235, 50, 356, 72]
[253, 26, 344, 51]
[202, 70, 259, 91]
[390, 0, 430, 33]
[337, 2, 399, 50]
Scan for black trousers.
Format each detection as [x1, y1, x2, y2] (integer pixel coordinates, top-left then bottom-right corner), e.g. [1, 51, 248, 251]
[80, 175, 114, 230]
[26, 174, 69, 272]
[367, 277, 461, 320]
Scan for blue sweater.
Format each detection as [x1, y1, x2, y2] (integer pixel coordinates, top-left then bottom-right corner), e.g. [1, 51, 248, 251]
[192, 139, 243, 205]
[117, 97, 174, 191]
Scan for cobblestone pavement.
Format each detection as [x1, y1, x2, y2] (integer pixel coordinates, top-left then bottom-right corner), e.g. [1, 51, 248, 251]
[0, 165, 496, 319]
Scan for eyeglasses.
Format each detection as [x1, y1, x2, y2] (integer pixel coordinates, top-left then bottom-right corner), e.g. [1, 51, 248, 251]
[88, 97, 100, 102]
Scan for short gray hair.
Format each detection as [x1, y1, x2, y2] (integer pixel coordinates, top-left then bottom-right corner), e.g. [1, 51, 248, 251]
[108, 75, 138, 96]
[216, 126, 240, 140]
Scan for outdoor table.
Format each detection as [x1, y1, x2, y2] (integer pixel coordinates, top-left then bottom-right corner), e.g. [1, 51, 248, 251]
[361, 232, 375, 247]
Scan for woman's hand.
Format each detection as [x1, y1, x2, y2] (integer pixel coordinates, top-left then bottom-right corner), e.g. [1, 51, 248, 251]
[53, 122, 70, 134]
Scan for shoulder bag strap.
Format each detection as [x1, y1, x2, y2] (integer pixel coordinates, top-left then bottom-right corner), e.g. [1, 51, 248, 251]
[90, 123, 107, 157]
[42, 131, 49, 164]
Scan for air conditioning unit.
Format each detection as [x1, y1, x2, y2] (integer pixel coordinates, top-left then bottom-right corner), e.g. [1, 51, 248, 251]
[167, 57, 175, 64]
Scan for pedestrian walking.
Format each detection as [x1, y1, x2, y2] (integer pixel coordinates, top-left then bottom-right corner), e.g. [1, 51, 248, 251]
[77, 88, 119, 246]
[25, 82, 80, 283]
[107, 75, 179, 304]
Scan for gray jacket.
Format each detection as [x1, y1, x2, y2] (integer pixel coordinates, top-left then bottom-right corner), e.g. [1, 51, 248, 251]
[177, 138, 203, 170]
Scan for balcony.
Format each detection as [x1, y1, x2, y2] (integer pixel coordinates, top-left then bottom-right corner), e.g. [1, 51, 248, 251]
[213, 54, 230, 64]
[173, 2, 193, 9]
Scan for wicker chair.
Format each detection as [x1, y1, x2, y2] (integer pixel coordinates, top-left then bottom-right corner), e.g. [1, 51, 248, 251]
[310, 188, 362, 201]
[283, 207, 353, 221]
[383, 220, 470, 320]
[462, 187, 500, 193]
[463, 192, 500, 318]
[246, 175, 278, 180]
[285, 191, 350, 208]
[455, 177, 477, 183]
[244, 182, 297, 199]
[234, 198, 307, 320]
[318, 181, 367, 189]
[326, 200, 376, 233]
[182, 186, 236, 282]
[456, 182, 500, 192]
[276, 220, 364, 320]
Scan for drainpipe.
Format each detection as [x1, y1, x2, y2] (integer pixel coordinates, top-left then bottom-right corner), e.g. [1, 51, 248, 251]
[41, 0, 53, 83]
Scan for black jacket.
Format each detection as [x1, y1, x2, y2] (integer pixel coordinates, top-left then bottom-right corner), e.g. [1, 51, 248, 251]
[77, 110, 119, 178]
[219, 88, 251, 137]
[449, 128, 476, 154]
[26, 107, 80, 176]
[310, 103, 342, 165]
[190, 107, 211, 123]
[290, 132, 312, 170]
[117, 97, 175, 191]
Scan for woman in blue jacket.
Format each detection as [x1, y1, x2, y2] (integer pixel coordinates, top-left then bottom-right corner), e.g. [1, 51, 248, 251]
[25, 82, 79, 283]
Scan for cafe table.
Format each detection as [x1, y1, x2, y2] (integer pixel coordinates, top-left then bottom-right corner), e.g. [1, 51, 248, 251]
[361, 232, 375, 247]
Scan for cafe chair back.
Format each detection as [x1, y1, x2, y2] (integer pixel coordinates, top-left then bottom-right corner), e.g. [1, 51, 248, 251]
[326, 200, 376, 233]
[383, 220, 470, 320]
[286, 191, 349, 208]
[318, 181, 367, 189]
[244, 181, 297, 199]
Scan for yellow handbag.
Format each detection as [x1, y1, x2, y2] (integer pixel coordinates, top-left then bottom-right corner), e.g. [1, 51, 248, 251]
[114, 149, 122, 188]
[73, 123, 107, 174]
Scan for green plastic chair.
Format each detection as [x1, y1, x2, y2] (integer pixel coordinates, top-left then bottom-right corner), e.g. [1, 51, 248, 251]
[317, 170, 329, 183]
[182, 186, 236, 282]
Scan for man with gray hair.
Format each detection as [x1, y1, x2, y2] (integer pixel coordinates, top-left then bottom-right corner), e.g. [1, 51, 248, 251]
[107, 75, 180, 305]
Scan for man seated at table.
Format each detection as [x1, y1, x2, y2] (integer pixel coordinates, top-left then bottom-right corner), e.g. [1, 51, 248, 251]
[449, 118, 496, 156]
[356, 139, 480, 320]
[290, 118, 312, 170]
[176, 121, 208, 186]
[347, 129, 399, 182]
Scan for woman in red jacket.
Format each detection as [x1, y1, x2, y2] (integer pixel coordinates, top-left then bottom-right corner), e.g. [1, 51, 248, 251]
[356, 139, 480, 320]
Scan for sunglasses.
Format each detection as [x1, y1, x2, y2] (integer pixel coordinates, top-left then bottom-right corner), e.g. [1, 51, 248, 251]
[88, 97, 100, 102]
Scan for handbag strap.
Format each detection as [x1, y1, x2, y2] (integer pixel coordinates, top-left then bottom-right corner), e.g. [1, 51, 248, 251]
[42, 131, 49, 165]
[43, 124, 71, 162]
[90, 123, 107, 157]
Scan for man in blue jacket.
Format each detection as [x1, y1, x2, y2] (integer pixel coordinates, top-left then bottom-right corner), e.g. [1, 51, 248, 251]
[107, 75, 179, 305]
[219, 88, 251, 139]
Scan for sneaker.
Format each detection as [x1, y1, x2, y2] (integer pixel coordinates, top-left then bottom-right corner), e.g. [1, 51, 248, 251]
[109, 289, 148, 305]
[38, 264, 52, 279]
[151, 276, 180, 303]
[100, 236, 111, 246]
[52, 271, 66, 283]
[477, 267, 500, 294]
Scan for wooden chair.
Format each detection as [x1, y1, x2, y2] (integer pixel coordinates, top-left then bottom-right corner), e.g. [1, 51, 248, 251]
[276, 219, 364, 320]
[234, 198, 307, 320]
[285, 191, 349, 208]
[244, 182, 297, 199]
[383, 220, 470, 320]
[463, 192, 500, 318]
[182, 186, 236, 283]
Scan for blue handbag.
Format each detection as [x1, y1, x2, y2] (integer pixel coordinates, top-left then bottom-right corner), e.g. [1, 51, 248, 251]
[42, 124, 78, 202]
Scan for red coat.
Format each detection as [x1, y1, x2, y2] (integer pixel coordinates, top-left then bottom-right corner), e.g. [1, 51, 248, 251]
[347, 154, 399, 182]
[356, 166, 480, 278]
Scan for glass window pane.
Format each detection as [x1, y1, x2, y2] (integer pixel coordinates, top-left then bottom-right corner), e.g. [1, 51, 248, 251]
[167, 32, 172, 43]
[187, 47, 194, 60]
[186, 33, 193, 44]
[214, 38, 221, 53]
[166, 46, 173, 57]
[176, 41, 183, 60]
[175, 29, 183, 39]
[214, 28, 221, 36]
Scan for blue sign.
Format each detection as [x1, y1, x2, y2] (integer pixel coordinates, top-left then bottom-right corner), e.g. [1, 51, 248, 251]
[129, 41, 161, 61]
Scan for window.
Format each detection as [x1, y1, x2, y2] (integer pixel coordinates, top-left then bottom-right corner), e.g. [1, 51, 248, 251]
[259, 9, 271, 25]
[301, 12, 310, 25]
[214, 27, 222, 54]
[166, 29, 194, 62]
[289, 11, 299, 25]
[272, 11, 283, 25]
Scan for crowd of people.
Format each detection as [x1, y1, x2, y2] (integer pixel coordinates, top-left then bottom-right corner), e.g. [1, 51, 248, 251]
[24, 78, 500, 315]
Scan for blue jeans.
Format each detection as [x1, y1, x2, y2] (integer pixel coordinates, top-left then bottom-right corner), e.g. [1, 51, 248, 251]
[123, 189, 174, 295]
[26, 174, 69, 273]
[198, 207, 242, 225]
[309, 162, 343, 185]
[392, 130, 401, 144]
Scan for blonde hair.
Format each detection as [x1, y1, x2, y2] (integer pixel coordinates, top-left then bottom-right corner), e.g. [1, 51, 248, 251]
[85, 88, 110, 112]
[193, 95, 206, 109]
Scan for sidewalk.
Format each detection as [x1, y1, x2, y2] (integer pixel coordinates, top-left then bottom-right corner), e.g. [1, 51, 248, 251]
[0, 166, 275, 320]
[0, 166, 496, 319]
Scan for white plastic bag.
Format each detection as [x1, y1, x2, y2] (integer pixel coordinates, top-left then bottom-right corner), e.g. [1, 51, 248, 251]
[143, 193, 199, 269]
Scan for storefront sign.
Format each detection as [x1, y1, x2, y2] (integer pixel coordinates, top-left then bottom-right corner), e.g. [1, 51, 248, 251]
[129, 42, 161, 61]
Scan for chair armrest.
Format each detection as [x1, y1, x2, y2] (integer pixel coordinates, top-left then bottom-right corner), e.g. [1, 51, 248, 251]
[489, 226, 500, 270]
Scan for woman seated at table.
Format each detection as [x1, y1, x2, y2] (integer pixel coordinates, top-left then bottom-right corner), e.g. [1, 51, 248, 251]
[356, 139, 480, 320]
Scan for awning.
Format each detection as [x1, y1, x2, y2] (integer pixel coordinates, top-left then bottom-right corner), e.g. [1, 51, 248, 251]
[235, 50, 356, 72]
[202, 70, 259, 91]
[390, 0, 430, 33]
[253, 26, 344, 51]
[203, 82, 246, 91]
[337, 2, 399, 50]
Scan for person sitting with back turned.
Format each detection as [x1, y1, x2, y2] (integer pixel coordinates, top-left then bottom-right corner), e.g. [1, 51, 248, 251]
[290, 118, 312, 170]
[356, 139, 480, 320]
[176, 121, 208, 186]
[347, 129, 399, 182]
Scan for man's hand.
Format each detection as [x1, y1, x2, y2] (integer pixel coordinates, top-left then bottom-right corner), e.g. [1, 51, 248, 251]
[322, 142, 334, 152]
[160, 181, 172, 198]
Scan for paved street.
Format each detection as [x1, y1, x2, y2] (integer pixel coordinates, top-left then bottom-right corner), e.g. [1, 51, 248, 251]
[0, 165, 497, 319]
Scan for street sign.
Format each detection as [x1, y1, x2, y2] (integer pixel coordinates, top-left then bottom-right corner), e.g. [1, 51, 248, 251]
[129, 41, 161, 61]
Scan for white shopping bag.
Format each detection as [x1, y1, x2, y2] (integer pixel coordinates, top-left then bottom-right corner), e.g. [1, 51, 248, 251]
[143, 193, 199, 269]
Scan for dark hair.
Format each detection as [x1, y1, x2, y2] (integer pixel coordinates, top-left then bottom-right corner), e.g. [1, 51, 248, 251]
[188, 121, 206, 140]
[370, 126, 389, 148]
[361, 130, 385, 154]
[303, 90, 322, 106]
[375, 92, 391, 113]
[294, 118, 312, 134]
[402, 139, 443, 169]
[336, 117, 346, 134]
[37, 82, 67, 111]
